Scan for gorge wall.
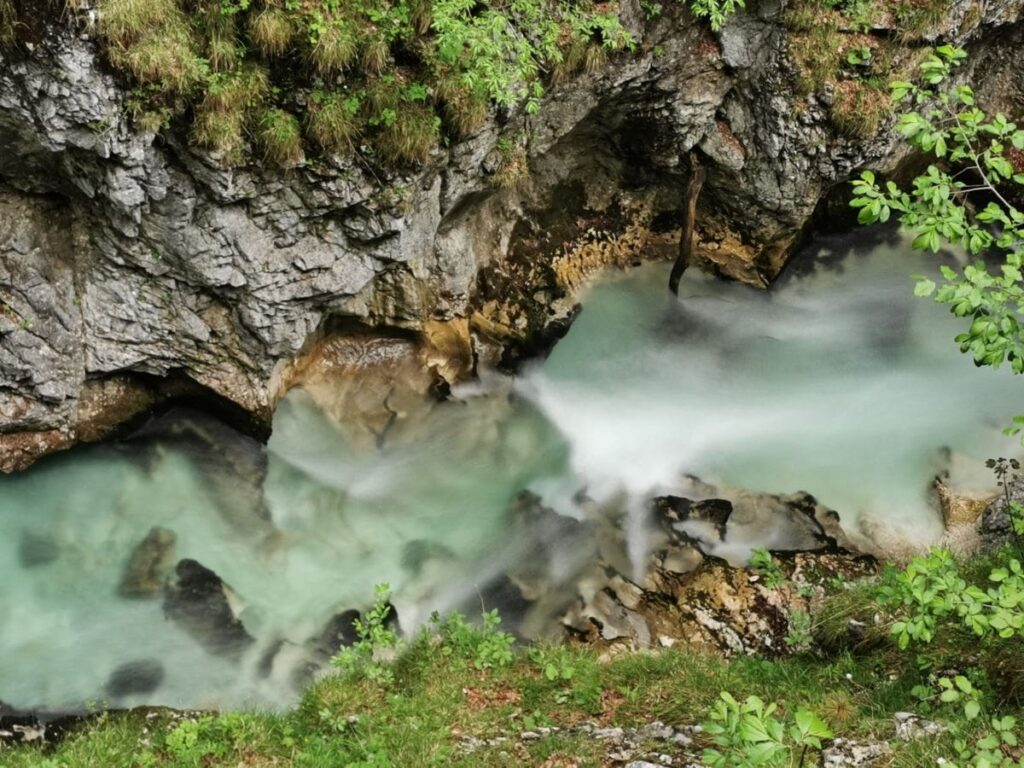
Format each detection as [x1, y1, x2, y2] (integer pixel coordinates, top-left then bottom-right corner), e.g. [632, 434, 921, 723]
[1, 0, 1023, 471]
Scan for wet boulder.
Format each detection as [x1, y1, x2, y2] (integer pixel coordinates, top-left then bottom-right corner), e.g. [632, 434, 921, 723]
[119, 526, 177, 598]
[163, 559, 254, 659]
[104, 659, 165, 698]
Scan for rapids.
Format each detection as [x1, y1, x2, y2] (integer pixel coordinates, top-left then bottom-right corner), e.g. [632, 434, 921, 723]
[0, 228, 1018, 711]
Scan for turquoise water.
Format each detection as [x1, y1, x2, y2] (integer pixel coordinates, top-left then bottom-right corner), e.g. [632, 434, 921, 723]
[0, 230, 1019, 711]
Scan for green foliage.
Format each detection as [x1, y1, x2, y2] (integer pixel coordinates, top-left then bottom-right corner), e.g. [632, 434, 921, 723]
[529, 645, 576, 682]
[953, 716, 1024, 768]
[875, 547, 1024, 648]
[749, 547, 785, 589]
[257, 108, 304, 167]
[86, 0, 637, 168]
[331, 583, 400, 686]
[851, 46, 1024, 381]
[785, 609, 814, 652]
[846, 45, 871, 67]
[688, 0, 745, 31]
[430, 607, 515, 670]
[701, 692, 832, 768]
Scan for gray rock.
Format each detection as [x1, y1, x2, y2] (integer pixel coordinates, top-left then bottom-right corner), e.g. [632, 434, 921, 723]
[822, 738, 892, 767]
[894, 712, 946, 741]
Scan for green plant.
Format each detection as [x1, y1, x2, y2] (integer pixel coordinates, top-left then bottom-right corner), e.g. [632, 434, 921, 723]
[307, 91, 361, 156]
[689, 0, 745, 32]
[702, 692, 832, 768]
[257, 108, 304, 167]
[785, 610, 814, 652]
[846, 45, 871, 67]
[952, 716, 1023, 768]
[431, 608, 515, 670]
[529, 646, 576, 682]
[641, 1, 663, 20]
[750, 547, 785, 589]
[331, 583, 400, 686]
[248, 7, 294, 56]
[851, 46, 1024, 385]
[876, 547, 1024, 648]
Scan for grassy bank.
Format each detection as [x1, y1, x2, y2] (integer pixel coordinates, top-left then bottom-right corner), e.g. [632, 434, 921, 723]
[6, 541, 1024, 768]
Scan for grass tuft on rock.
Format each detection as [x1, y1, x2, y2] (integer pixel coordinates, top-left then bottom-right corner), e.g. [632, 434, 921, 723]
[374, 103, 440, 166]
[248, 6, 294, 57]
[308, 19, 357, 76]
[831, 80, 890, 138]
[257, 108, 304, 167]
[306, 91, 360, 156]
[0, 0, 16, 47]
[191, 105, 247, 163]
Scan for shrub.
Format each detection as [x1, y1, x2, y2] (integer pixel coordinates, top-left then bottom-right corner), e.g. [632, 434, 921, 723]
[257, 108, 304, 167]
[701, 692, 832, 768]
[331, 583, 400, 686]
[431, 608, 515, 670]
[689, 0, 745, 31]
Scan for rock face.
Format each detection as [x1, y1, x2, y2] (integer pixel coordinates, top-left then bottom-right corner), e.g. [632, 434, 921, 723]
[1, 2, 1023, 469]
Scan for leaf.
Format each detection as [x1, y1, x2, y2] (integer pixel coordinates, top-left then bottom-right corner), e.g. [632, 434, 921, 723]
[795, 709, 834, 740]
[965, 700, 981, 720]
[914, 278, 937, 297]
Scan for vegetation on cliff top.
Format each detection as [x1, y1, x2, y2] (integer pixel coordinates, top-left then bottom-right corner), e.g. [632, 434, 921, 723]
[68, 0, 637, 168]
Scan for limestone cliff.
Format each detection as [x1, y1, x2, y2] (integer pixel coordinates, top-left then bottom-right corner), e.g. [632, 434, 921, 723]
[1, 0, 1023, 470]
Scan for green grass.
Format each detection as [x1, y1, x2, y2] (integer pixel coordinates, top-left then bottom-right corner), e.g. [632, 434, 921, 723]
[248, 7, 295, 57]
[257, 108, 304, 167]
[7, 603, 1024, 767]
[0, 0, 16, 47]
[306, 92, 361, 157]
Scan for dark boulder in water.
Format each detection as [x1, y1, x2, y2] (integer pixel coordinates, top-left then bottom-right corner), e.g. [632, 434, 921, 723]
[18, 532, 59, 568]
[163, 559, 254, 659]
[104, 659, 165, 697]
[119, 526, 176, 598]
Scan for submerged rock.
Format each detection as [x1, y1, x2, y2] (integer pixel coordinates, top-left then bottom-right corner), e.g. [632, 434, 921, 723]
[104, 660, 165, 698]
[163, 559, 254, 659]
[119, 526, 177, 598]
[17, 532, 59, 568]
